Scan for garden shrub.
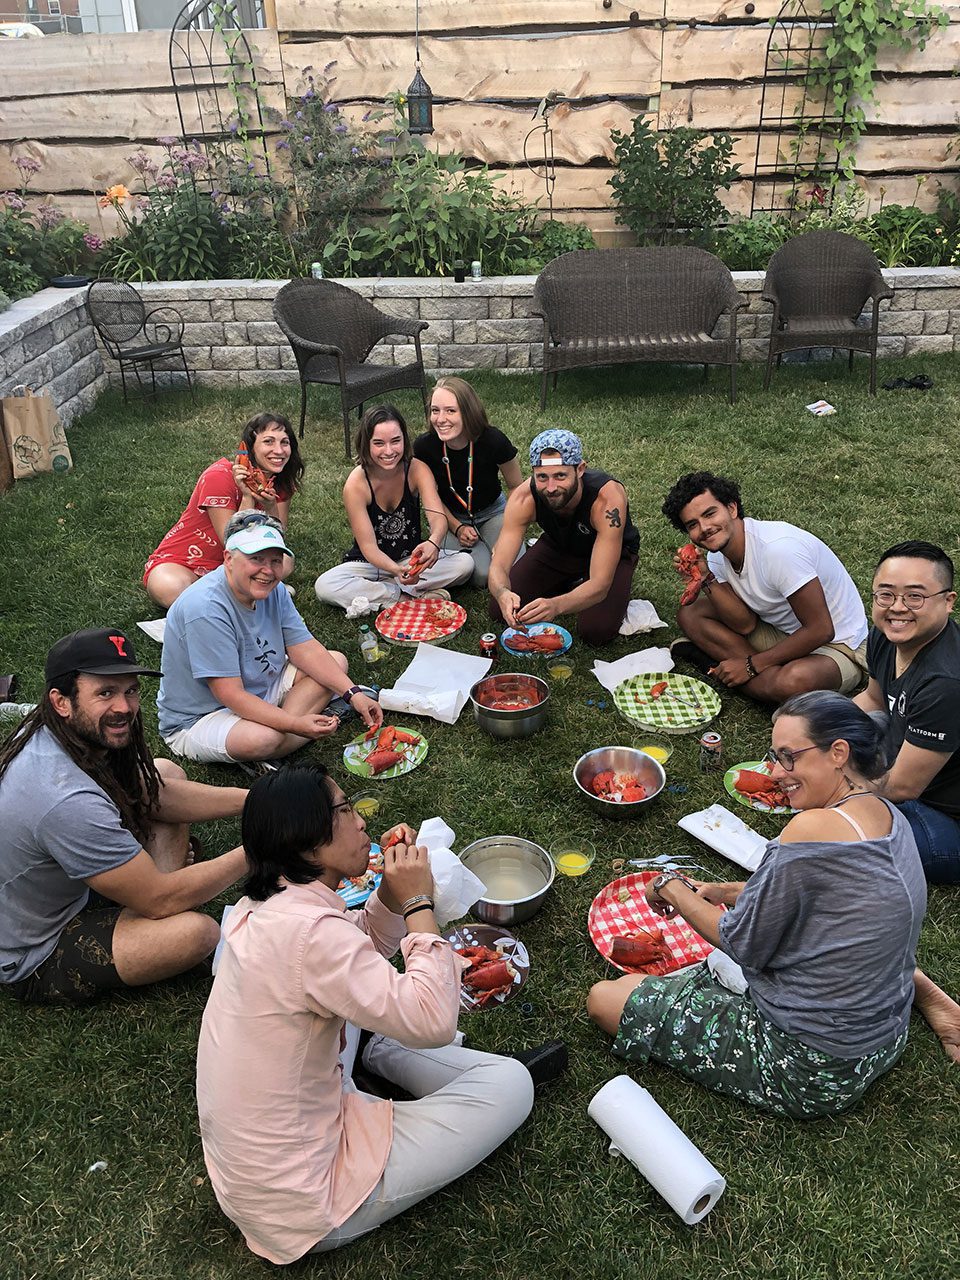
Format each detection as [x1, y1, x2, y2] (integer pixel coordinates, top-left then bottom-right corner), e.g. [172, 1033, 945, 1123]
[609, 116, 740, 246]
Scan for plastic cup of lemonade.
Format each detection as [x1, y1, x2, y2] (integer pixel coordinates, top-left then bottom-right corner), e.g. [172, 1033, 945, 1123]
[552, 840, 596, 877]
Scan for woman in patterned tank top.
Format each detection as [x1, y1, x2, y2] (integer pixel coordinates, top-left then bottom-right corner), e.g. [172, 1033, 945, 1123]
[314, 405, 473, 612]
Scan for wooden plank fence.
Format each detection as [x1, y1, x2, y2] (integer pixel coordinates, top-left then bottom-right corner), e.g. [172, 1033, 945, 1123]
[2, 4, 958, 242]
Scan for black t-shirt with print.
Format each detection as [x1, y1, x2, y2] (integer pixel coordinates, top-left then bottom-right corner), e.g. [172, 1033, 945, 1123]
[867, 619, 960, 816]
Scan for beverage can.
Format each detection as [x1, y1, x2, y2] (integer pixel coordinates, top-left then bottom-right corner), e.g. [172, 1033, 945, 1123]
[699, 731, 722, 772]
[480, 633, 497, 660]
[470, 260, 482, 280]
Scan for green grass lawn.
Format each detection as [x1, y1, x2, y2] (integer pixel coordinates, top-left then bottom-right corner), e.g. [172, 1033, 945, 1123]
[2, 355, 959, 1280]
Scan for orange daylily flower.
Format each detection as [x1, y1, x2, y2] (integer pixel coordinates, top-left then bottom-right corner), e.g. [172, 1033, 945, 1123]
[98, 184, 131, 207]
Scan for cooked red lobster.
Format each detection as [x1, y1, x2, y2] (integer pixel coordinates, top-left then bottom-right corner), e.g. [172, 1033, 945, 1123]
[503, 628, 565, 654]
[590, 770, 648, 803]
[676, 543, 707, 606]
[456, 943, 517, 1007]
[610, 926, 670, 973]
[235, 442, 277, 501]
[734, 768, 789, 808]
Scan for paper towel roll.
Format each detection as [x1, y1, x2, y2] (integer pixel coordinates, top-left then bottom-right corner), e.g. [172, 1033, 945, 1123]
[588, 1075, 725, 1224]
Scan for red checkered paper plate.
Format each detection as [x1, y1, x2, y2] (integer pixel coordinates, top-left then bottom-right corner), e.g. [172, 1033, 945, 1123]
[375, 597, 467, 647]
[588, 871, 715, 975]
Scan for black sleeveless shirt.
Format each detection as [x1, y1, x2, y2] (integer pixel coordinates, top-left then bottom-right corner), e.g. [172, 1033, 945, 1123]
[344, 465, 421, 562]
[531, 468, 639, 561]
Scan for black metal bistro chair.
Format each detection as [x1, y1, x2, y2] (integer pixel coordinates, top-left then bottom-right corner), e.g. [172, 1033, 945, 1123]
[86, 279, 193, 402]
[761, 231, 894, 394]
[273, 277, 430, 456]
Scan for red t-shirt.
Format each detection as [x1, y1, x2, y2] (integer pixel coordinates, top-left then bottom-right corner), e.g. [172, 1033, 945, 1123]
[143, 457, 291, 582]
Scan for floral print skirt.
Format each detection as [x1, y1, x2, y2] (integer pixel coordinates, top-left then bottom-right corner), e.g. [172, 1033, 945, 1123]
[612, 962, 907, 1120]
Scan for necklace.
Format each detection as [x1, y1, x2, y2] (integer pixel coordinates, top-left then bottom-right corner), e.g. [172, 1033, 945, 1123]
[441, 440, 474, 518]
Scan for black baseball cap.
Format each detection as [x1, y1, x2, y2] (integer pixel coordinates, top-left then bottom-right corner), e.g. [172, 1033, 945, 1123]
[44, 628, 162, 684]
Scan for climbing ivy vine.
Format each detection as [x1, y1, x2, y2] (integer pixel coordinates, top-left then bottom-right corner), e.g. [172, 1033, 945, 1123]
[813, 0, 949, 160]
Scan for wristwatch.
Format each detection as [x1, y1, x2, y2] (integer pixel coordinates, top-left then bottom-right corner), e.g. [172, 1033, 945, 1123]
[344, 685, 364, 701]
[651, 870, 698, 897]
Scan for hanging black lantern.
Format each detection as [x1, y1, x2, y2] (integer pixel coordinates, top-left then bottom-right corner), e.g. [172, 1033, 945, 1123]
[406, 65, 434, 136]
[406, 0, 433, 136]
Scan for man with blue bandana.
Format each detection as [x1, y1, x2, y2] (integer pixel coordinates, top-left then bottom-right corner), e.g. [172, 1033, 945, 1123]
[487, 429, 639, 645]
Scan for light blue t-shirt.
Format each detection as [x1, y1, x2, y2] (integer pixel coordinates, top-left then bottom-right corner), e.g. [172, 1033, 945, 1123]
[157, 567, 312, 737]
[0, 728, 142, 983]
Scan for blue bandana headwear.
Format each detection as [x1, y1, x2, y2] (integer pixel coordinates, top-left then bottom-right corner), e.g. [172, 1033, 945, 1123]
[529, 429, 584, 468]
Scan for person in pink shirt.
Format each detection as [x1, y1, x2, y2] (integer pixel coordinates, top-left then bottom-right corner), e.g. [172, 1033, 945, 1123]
[196, 763, 542, 1265]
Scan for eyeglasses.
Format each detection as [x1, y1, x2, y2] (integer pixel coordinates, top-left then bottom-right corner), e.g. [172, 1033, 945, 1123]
[331, 799, 357, 819]
[872, 588, 950, 611]
[764, 745, 818, 772]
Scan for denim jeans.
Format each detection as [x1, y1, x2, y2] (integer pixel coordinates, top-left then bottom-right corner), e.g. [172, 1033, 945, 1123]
[898, 799, 960, 884]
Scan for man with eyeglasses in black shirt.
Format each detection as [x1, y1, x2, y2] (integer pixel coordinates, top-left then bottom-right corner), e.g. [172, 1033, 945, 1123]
[854, 541, 960, 884]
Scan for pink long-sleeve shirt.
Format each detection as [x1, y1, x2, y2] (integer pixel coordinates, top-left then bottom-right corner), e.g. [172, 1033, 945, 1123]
[196, 880, 462, 1265]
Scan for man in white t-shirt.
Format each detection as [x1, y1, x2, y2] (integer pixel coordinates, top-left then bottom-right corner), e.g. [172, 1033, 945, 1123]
[661, 471, 868, 704]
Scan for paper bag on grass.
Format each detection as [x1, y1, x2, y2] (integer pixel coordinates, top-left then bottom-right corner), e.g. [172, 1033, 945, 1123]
[1, 386, 72, 480]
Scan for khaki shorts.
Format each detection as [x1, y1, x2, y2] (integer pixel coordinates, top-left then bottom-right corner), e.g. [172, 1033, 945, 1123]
[162, 661, 297, 763]
[749, 622, 868, 695]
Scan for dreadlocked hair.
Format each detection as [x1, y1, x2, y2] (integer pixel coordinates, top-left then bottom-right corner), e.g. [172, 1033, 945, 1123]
[0, 676, 161, 845]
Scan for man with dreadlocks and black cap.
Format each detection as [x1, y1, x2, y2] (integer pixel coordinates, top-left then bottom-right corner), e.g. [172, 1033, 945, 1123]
[0, 628, 248, 1005]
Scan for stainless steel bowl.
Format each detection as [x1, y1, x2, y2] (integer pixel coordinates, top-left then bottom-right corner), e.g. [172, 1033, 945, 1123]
[573, 746, 666, 819]
[469, 673, 549, 740]
[459, 835, 555, 926]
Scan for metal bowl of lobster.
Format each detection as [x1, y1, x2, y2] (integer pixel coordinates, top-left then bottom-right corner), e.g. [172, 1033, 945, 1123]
[459, 835, 556, 926]
[573, 746, 666, 819]
[469, 673, 550, 740]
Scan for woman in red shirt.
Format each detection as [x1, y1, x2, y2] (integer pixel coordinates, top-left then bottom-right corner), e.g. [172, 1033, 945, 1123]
[143, 412, 304, 608]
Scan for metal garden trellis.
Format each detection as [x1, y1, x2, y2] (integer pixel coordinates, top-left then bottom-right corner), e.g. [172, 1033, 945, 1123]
[168, 0, 275, 192]
[751, 0, 848, 217]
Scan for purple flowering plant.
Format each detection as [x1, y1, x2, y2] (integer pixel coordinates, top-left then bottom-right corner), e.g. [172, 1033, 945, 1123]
[0, 154, 101, 297]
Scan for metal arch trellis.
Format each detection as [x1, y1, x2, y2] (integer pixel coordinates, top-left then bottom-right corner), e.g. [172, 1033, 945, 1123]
[168, 0, 273, 183]
[751, 0, 848, 218]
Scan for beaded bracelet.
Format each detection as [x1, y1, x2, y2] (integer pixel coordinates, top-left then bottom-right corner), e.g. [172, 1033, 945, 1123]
[745, 654, 758, 680]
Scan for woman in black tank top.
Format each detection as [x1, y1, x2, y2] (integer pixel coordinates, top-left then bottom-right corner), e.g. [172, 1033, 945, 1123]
[314, 406, 473, 612]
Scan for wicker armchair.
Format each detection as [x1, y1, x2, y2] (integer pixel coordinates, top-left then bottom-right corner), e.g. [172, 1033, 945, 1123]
[86, 280, 193, 402]
[531, 247, 745, 407]
[761, 231, 894, 394]
[273, 278, 430, 455]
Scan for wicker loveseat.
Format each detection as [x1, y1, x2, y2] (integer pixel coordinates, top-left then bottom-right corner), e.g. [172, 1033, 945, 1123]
[531, 247, 745, 407]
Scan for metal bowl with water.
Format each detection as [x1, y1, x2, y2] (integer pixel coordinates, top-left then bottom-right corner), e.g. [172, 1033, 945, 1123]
[573, 746, 666, 820]
[459, 835, 555, 925]
[469, 672, 549, 740]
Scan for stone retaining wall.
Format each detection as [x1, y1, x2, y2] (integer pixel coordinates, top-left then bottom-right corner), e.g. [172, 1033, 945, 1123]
[2, 269, 959, 416]
[0, 286, 106, 427]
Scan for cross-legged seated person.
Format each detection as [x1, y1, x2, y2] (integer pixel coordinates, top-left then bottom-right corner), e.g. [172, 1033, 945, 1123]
[197, 763, 541, 1264]
[0, 629, 248, 1005]
[588, 692, 960, 1113]
[487, 429, 639, 646]
[158, 513, 381, 764]
[854, 541, 960, 886]
[662, 470, 868, 703]
[315, 405, 474, 612]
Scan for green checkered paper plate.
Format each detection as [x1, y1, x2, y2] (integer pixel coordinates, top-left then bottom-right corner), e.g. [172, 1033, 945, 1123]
[613, 672, 720, 735]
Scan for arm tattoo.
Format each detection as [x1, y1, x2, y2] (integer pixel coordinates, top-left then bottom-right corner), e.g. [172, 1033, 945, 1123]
[605, 507, 622, 529]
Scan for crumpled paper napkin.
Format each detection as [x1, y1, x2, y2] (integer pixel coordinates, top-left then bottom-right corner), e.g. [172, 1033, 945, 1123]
[415, 816, 486, 927]
[619, 599, 668, 636]
[345, 595, 379, 619]
[676, 804, 769, 874]
[592, 647, 674, 693]
[379, 643, 491, 725]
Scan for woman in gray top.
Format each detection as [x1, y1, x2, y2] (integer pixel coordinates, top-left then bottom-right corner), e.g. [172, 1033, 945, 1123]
[588, 691, 958, 1118]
